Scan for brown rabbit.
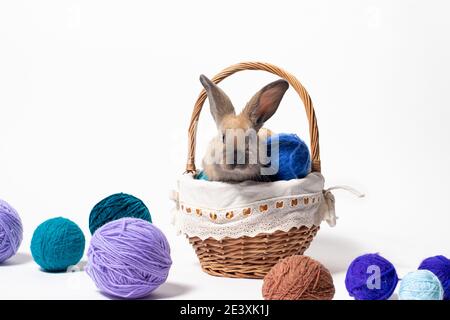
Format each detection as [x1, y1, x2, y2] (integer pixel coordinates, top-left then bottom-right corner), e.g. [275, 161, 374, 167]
[200, 75, 289, 182]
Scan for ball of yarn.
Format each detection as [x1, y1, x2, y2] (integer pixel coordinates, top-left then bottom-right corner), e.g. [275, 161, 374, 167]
[399, 270, 444, 300]
[30, 217, 85, 272]
[345, 253, 398, 300]
[195, 170, 209, 181]
[262, 255, 335, 300]
[86, 217, 172, 299]
[418, 255, 450, 300]
[89, 193, 151, 235]
[266, 133, 311, 181]
[0, 199, 23, 263]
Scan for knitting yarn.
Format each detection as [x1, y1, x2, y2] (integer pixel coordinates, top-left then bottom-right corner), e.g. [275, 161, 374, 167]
[418, 255, 450, 300]
[262, 255, 335, 300]
[30, 217, 85, 272]
[86, 217, 172, 299]
[0, 199, 23, 263]
[266, 133, 311, 181]
[399, 270, 444, 300]
[195, 170, 209, 181]
[89, 193, 151, 235]
[345, 253, 398, 300]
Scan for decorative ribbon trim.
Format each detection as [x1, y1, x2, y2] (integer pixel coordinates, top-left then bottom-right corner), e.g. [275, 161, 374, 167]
[170, 185, 364, 228]
[322, 185, 364, 227]
[325, 185, 365, 198]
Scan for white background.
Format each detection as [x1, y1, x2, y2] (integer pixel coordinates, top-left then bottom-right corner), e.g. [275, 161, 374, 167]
[0, 0, 449, 300]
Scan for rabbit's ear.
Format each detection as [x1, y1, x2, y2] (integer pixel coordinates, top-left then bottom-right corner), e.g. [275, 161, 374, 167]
[243, 79, 289, 130]
[200, 74, 235, 125]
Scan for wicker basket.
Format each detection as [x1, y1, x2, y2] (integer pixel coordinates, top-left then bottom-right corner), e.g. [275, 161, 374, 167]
[183, 62, 322, 279]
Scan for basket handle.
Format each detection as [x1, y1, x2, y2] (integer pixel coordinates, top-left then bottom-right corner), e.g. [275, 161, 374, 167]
[186, 61, 321, 173]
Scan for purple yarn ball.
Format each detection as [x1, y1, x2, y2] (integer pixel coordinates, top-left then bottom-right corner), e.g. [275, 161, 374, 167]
[418, 255, 450, 300]
[86, 217, 172, 299]
[345, 253, 398, 300]
[0, 199, 23, 263]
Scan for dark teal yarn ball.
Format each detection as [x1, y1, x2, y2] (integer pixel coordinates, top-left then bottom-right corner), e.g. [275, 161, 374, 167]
[89, 193, 151, 235]
[30, 217, 85, 272]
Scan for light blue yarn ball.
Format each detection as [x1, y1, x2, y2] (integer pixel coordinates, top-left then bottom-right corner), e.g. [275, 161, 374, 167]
[399, 270, 444, 300]
[30, 217, 85, 272]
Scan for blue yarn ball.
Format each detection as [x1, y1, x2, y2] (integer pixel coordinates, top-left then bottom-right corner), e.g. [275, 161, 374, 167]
[418, 255, 450, 300]
[266, 133, 311, 181]
[196, 171, 209, 181]
[399, 270, 444, 300]
[31, 217, 85, 272]
[89, 193, 151, 235]
[345, 253, 399, 300]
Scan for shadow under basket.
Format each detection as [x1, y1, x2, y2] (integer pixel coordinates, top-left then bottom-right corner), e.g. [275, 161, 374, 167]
[178, 61, 329, 279]
[189, 226, 320, 279]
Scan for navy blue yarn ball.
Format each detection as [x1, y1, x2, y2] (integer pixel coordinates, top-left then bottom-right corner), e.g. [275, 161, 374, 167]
[89, 193, 151, 235]
[419, 255, 450, 300]
[30, 217, 85, 272]
[345, 253, 399, 300]
[266, 133, 311, 181]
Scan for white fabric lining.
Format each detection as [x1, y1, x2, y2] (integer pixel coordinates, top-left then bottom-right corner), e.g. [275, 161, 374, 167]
[170, 172, 339, 240]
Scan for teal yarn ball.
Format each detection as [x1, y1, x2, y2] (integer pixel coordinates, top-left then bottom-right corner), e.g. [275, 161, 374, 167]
[196, 170, 209, 181]
[89, 193, 151, 235]
[399, 270, 444, 300]
[30, 217, 85, 272]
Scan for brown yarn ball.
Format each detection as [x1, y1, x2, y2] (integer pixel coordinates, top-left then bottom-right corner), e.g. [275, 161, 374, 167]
[262, 255, 335, 300]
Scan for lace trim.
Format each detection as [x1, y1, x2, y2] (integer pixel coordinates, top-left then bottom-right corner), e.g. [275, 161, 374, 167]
[169, 173, 363, 240]
[171, 191, 333, 240]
